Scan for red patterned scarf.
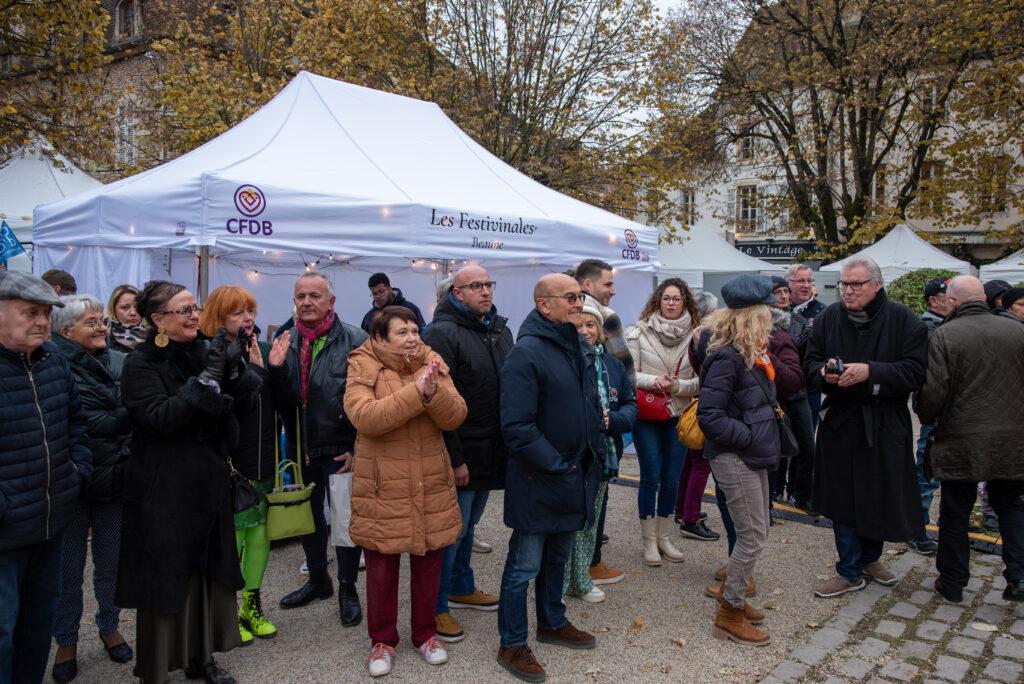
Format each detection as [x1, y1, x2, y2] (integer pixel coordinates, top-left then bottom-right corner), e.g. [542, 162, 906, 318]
[294, 309, 335, 400]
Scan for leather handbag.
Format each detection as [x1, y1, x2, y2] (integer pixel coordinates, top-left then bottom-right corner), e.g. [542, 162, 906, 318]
[636, 350, 684, 422]
[265, 413, 317, 541]
[676, 397, 705, 449]
[748, 367, 799, 459]
[229, 459, 258, 514]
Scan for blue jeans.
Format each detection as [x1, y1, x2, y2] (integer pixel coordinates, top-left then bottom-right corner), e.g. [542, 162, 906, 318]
[497, 530, 574, 649]
[713, 472, 738, 556]
[436, 489, 489, 614]
[915, 421, 939, 527]
[633, 418, 686, 519]
[0, 534, 64, 684]
[833, 522, 883, 583]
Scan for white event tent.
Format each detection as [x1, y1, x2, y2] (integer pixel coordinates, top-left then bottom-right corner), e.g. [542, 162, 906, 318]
[820, 224, 973, 283]
[0, 139, 102, 271]
[658, 225, 781, 289]
[33, 71, 658, 333]
[979, 248, 1024, 284]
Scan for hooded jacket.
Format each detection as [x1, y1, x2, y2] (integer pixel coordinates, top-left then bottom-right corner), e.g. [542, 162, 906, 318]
[421, 292, 513, 490]
[345, 339, 466, 555]
[360, 288, 426, 333]
[500, 309, 604, 533]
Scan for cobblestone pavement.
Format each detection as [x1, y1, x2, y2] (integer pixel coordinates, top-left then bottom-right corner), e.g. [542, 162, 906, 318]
[761, 550, 1024, 683]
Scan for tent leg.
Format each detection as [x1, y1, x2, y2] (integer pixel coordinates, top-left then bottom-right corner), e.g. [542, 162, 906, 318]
[198, 246, 209, 304]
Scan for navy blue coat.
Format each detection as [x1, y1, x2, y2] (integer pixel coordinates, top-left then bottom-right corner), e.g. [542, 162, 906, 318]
[697, 345, 780, 471]
[0, 340, 92, 552]
[360, 288, 426, 333]
[500, 309, 604, 533]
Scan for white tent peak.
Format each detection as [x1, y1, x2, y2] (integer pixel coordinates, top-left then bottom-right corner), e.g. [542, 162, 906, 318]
[658, 225, 781, 288]
[820, 224, 973, 282]
[979, 247, 1024, 284]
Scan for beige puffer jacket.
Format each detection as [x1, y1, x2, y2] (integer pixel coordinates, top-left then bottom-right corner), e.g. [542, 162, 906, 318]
[344, 339, 467, 556]
[625, 321, 699, 417]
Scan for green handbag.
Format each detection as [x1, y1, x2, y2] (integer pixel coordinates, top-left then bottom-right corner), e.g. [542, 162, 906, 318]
[265, 411, 316, 541]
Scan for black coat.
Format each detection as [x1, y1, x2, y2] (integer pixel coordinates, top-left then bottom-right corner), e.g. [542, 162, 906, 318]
[52, 335, 130, 502]
[0, 340, 91, 552]
[360, 288, 426, 333]
[500, 309, 604, 533]
[421, 294, 513, 490]
[804, 290, 927, 542]
[232, 342, 294, 482]
[117, 337, 248, 614]
[697, 345, 781, 470]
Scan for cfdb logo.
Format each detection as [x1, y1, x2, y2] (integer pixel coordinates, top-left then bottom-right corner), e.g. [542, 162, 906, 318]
[622, 228, 641, 260]
[228, 185, 272, 235]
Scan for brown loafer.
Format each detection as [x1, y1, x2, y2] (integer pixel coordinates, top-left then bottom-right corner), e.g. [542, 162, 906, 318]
[497, 645, 546, 682]
[536, 621, 596, 650]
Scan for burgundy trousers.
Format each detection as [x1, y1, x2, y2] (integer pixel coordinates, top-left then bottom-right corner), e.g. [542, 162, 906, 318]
[363, 547, 443, 648]
[674, 449, 712, 523]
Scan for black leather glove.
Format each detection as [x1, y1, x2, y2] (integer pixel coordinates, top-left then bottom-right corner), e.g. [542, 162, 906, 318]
[198, 327, 230, 386]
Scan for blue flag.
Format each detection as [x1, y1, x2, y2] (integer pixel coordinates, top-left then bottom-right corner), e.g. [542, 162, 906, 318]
[0, 220, 26, 269]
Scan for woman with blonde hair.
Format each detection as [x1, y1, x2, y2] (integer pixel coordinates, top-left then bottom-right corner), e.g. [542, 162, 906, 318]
[105, 284, 146, 352]
[625, 277, 700, 566]
[696, 275, 781, 648]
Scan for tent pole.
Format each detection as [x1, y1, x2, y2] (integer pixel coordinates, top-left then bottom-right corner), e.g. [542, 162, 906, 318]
[199, 246, 209, 304]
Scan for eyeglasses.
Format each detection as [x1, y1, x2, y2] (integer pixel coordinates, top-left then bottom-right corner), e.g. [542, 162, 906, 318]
[787, 278, 814, 285]
[661, 295, 683, 304]
[155, 305, 204, 317]
[75, 318, 106, 331]
[455, 280, 496, 292]
[543, 293, 583, 305]
[838, 279, 873, 291]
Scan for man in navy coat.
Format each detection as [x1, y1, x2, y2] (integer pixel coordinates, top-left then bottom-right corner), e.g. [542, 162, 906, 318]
[496, 273, 605, 682]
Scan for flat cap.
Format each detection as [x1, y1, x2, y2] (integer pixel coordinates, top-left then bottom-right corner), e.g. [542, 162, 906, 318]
[721, 274, 776, 310]
[0, 271, 65, 307]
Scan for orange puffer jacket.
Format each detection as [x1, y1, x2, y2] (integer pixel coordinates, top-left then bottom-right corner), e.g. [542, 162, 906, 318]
[344, 338, 467, 556]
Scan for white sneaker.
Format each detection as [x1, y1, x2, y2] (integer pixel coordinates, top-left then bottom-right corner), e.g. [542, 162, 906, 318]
[419, 635, 448, 665]
[472, 540, 492, 553]
[299, 556, 333, 575]
[359, 551, 365, 569]
[566, 586, 606, 603]
[368, 643, 395, 677]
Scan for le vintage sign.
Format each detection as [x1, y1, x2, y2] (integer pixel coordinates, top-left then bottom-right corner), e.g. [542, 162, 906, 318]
[736, 241, 812, 259]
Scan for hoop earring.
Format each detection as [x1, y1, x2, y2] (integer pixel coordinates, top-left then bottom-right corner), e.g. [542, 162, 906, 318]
[155, 327, 169, 347]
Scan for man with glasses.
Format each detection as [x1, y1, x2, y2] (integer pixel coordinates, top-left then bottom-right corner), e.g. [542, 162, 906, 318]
[360, 272, 426, 333]
[496, 273, 603, 682]
[804, 256, 928, 599]
[422, 266, 513, 643]
[785, 264, 826, 326]
[0, 271, 92, 683]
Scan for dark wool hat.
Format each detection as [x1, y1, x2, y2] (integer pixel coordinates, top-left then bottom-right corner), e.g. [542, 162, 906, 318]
[770, 275, 789, 292]
[721, 274, 777, 310]
[923, 276, 949, 301]
[1001, 287, 1024, 312]
[984, 279, 1011, 308]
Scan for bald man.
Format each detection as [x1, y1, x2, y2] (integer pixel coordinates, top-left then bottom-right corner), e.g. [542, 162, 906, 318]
[422, 266, 513, 641]
[917, 276, 1024, 603]
[496, 273, 604, 680]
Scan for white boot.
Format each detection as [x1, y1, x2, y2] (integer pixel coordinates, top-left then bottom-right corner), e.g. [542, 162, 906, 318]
[640, 517, 662, 566]
[656, 516, 685, 563]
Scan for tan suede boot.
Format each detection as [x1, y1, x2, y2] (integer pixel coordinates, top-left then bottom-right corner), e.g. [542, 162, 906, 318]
[701, 584, 764, 624]
[640, 518, 662, 566]
[713, 601, 771, 646]
[704, 576, 756, 598]
[655, 516, 685, 563]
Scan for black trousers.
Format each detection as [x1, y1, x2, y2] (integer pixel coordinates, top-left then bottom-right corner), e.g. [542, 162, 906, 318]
[937, 479, 1024, 589]
[300, 457, 361, 584]
[785, 396, 815, 501]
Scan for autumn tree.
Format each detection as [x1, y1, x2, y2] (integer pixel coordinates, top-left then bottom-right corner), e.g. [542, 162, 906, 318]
[656, 0, 1022, 256]
[0, 0, 111, 162]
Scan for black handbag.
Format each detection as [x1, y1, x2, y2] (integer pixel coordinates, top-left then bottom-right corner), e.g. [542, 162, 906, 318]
[229, 459, 259, 513]
[748, 367, 800, 459]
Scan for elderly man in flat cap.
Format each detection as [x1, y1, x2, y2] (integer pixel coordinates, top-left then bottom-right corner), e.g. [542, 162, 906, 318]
[0, 271, 92, 684]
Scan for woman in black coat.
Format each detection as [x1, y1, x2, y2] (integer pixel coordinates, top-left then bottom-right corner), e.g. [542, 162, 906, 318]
[117, 281, 251, 684]
[50, 295, 133, 683]
[696, 275, 780, 648]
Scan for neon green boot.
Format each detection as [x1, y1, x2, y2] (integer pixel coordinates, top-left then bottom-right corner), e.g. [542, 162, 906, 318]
[239, 620, 254, 646]
[240, 588, 278, 639]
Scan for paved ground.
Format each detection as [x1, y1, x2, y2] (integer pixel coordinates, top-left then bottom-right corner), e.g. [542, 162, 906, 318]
[50, 452, 1019, 683]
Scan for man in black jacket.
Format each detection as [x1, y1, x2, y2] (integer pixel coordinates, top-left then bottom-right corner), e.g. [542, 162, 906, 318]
[277, 272, 369, 629]
[422, 265, 513, 643]
[360, 272, 426, 333]
[0, 271, 92, 684]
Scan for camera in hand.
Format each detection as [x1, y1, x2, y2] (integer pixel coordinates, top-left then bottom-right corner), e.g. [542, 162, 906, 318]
[825, 358, 845, 375]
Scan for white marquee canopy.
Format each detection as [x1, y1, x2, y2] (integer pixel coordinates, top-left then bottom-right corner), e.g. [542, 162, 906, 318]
[821, 224, 973, 283]
[658, 226, 781, 289]
[979, 248, 1024, 285]
[33, 71, 658, 331]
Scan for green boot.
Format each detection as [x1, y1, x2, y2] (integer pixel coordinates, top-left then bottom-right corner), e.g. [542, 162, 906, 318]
[239, 620, 254, 646]
[240, 588, 278, 639]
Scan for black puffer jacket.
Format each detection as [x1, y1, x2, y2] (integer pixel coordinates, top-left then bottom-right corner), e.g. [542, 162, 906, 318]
[232, 341, 293, 481]
[52, 335, 130, 502]
[0, 340, 92, 551]
[421, 293, 513, 490]
[697, 345, 780, 471]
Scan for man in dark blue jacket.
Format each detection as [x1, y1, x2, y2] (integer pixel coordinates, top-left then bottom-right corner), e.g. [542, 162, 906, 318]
[360, 272, 426, 332]
[0, 271, 92, 684]
[496, 273, 604, 682]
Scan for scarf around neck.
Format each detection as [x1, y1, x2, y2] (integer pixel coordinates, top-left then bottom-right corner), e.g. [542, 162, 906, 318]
[294, 309, 335, 400]
[109, 320, 147, 350]
[754, 342, 775, 381]
[647, 311, 692, 347]
[594, 343, 618, 474]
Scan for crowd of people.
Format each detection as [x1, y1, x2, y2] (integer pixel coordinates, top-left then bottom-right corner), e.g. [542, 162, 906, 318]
[0, 256, 1021, 684]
